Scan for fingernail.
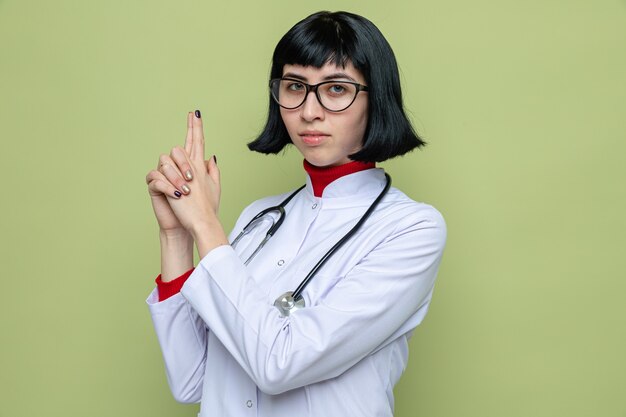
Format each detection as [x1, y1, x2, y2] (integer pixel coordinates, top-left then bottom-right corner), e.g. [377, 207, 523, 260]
[213, 155, 218, 165]
[181, 184, 191, 194]
[174, 190, 182, 198]
[195, 109, 201, 118]
[185, 169, 193, 180]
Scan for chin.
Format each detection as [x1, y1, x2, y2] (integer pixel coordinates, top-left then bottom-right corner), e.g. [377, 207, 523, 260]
[297, 146, 352, 168]
[302, 153, 339, 167]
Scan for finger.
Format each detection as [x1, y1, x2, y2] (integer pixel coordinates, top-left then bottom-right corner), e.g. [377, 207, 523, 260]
[191, 109, 205, 161]
[184, 112, 193, 154]
[158, 154, 183, 177]
[207, 155, 220, 185]
[171, 146, 193, 181]
[146, 170, 182, 199]
[158, 154, 190, 195]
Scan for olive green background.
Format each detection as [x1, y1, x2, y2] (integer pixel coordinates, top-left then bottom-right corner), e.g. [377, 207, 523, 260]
[1, 0, 625, 416]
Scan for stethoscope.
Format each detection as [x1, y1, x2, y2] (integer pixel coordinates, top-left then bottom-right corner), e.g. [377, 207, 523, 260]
[231, 173, 392, 317]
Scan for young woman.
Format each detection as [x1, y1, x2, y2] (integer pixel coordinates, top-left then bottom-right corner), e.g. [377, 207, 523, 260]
[145, 11, 446, 417]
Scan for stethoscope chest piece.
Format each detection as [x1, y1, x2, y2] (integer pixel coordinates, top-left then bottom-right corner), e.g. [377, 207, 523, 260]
[273, 291, 305, 317]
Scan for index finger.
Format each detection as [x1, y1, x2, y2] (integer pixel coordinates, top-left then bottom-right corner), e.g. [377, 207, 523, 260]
[184, 112, 193, 153]
[191, 109, 205, 161]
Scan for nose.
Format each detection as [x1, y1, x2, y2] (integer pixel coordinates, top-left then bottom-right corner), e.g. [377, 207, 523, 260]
[300, 89, 325, 122]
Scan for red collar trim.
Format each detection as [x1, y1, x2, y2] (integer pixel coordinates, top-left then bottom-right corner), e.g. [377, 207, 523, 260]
[303, 159, 376, 197]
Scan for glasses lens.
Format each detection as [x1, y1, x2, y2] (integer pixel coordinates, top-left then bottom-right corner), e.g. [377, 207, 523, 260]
[270, 79, 306, 109]
[317, 82, 359, 111]
[270, 80, 361, 111]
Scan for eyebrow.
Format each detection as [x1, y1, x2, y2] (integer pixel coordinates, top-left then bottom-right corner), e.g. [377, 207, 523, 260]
[282, 72, 358, 82]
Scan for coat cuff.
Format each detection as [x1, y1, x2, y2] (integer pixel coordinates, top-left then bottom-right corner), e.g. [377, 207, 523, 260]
[155, 267, 195, 301]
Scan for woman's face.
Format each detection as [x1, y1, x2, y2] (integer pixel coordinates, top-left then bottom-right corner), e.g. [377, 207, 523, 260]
[279, 62, 368, 167]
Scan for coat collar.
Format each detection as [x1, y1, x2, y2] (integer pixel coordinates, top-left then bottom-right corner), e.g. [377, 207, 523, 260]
[304, 167, 388, 202]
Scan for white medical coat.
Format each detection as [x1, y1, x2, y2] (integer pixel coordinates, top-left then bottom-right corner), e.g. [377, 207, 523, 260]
[147, 168, 446, 416]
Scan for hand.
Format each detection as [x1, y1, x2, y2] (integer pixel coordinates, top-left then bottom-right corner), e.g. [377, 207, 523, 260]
[164, 111, 226, 255]
[145, 112, 207, 237]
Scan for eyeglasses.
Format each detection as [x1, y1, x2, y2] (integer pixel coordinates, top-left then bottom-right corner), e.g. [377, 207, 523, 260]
[269, 78, 369, 112]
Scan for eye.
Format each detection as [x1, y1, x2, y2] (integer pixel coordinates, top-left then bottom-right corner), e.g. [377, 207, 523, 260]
[328, 84, 346, 94]
[286, 82, 305, 92]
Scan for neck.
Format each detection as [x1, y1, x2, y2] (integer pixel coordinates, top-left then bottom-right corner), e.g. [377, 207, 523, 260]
[303, 159, 376, 197]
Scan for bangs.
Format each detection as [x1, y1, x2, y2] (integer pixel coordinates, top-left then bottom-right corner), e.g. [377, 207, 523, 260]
[271, 13, 362, 77]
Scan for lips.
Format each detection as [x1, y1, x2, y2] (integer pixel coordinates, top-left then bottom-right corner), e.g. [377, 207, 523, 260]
[299, 130, 330, 145]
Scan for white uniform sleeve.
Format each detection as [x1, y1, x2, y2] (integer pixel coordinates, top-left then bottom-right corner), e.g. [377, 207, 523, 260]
[180, 208, 446, 395]
[147, 290, 207, 403]
[146, 200, 265, 402]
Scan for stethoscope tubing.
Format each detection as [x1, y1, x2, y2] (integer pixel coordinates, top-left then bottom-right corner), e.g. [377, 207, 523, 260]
[232, 173, 392, 313]
[292, 173, 391, 300]
[231, 184, 305, 265]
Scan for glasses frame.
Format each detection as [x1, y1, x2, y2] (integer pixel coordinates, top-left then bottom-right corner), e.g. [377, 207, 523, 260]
[269, 77, 369, 112]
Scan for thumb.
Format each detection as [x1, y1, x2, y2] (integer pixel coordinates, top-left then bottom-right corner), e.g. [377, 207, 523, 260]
[205, 155, 220, 185]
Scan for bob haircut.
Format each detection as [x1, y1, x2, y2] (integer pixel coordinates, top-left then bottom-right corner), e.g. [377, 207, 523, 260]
[248, 11, 425, 163]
